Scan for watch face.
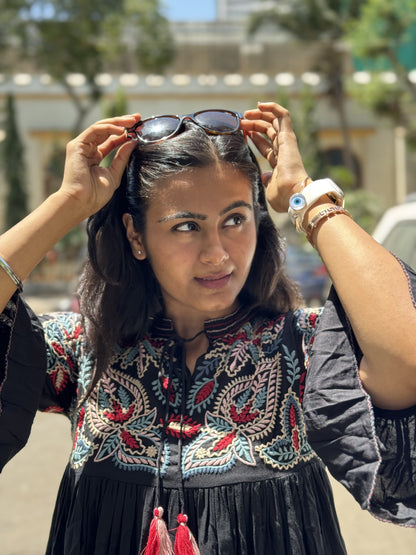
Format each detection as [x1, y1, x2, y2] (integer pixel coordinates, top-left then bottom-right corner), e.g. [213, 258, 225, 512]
[289, 193, 306, 212]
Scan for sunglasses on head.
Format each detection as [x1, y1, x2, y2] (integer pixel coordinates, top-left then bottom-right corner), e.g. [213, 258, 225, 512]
[125, 109, 242, 143]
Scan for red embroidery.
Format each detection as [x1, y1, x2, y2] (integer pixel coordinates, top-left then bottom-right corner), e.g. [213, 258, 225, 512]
[51, 341, 65, 356]
[195, 380, 215, 405]
[309, 313, 317, 327]
[73, 407, 85, 449]
[223, 330, 247, 345]
[292, 429, 299, 451]
[213, 430, 236, 451]
[121, 430, 140, 449]
[230, 400, 259, 424]
[104, 400, 135, 423]
[162, 414, 201, 438]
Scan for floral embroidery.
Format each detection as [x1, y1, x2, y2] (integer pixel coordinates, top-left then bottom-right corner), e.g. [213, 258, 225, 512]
[41, 307, 321, 477]
[256, 391, 314, 469]
[81, 370, 169, 473]
[181, 328, 283, 478]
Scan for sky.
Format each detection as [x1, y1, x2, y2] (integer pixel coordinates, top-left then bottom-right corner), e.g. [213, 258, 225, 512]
[163, 0, 217, 22]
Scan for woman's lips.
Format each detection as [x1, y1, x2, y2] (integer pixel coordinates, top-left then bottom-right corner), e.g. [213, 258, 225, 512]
[195, 273, 231, 289]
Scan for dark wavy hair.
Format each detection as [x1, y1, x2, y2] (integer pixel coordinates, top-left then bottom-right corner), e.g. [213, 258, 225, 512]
[78, 124, 301, 395]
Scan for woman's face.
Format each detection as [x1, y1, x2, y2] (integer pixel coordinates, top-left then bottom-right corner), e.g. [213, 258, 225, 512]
[131, 163, 257, 331]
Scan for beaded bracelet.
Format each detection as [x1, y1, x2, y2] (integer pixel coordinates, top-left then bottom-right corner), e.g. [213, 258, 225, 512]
[0, 255, 23, 292]
[306, 206, 352, 248]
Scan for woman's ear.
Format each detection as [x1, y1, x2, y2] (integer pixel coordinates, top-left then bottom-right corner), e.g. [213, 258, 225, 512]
[122, 214, 146, 260]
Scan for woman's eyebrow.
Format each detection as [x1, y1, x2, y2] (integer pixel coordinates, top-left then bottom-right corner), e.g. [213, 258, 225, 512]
[157, 211, 207, 223]
[220, 201, 253, 215]
[157, 201, 252, 223]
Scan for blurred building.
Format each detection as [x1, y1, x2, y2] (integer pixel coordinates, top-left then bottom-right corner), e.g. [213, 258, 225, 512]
[0, 7, 415, 228]
[217, 0, 282, 21]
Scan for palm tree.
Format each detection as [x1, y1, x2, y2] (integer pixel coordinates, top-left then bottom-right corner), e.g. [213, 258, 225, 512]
[248, 0, 361, 178]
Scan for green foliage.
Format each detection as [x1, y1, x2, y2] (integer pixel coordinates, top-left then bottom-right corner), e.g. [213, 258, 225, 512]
[344, 188, 385, 234]
[126, 0, 176, 73]
[248, 0, 361, 178]
[11, 0, 175, 134]
[1, 94, 28, 230]
[0, 1, 25, 70]
[346, 0, 416, 61]
[346, 0, 416, 148]
[248, 0, 362, 41]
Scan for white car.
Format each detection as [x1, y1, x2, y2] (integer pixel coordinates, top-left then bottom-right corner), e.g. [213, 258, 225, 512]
[372, 199, 416, 270]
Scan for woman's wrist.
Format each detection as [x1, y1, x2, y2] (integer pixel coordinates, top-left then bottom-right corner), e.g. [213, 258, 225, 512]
[302, 199, 352, 248]
[50, 189, 93, 225]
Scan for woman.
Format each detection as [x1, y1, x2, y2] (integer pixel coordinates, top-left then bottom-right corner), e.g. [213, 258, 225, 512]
[0, 102, 415, 554]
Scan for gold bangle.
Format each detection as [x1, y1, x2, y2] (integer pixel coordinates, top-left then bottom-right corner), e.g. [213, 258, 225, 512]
[306, 206, 352, 248]
[0, 255, 23, 292]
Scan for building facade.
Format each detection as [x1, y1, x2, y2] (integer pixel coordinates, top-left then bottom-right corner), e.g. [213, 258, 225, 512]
[0, 11, 415, 230]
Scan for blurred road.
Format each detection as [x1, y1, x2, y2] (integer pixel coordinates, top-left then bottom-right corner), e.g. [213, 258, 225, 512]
[0, 295, 414, 554]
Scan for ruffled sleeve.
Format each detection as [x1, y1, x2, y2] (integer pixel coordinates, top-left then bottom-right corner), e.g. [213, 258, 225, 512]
[303, 261, 416, 526]
[0, 295, 47, 471]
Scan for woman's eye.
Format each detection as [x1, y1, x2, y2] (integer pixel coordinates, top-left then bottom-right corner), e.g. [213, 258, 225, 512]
[173, 221, 199, 232]
[224, 214, 247, 227]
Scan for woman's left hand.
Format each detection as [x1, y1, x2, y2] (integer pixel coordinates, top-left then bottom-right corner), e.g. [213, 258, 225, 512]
[241, 102, 308, 212]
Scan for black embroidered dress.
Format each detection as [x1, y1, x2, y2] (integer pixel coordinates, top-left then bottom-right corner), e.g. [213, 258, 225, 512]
[1, 263, 416, 554]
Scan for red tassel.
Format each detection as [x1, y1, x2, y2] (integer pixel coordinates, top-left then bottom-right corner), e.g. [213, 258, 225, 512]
[141, 507, 173, 555]
[173, 514, 201, 555]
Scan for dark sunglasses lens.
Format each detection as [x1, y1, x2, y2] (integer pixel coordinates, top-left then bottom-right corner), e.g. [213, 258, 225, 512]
[194, 111, 239, 133]
[137, 116, 180, 142]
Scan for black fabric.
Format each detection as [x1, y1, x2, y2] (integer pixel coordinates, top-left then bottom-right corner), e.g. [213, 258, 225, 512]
[2, 260, 416, 553]
[47, 459, 345, 555]
[371, 405, 416, 523]
[0, 295, 47, 471]
[303, 261, 416, 525]
[37, 306, 349, 554]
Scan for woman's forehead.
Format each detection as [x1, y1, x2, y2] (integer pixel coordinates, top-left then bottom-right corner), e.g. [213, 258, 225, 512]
[147, 165, 254, 216]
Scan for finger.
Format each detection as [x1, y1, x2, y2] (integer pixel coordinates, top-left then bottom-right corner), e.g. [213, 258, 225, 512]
[256, 102, 293, 134]
[93, 113, 142, 128]
[97, 132, 132, 160]
[77, 115, 142, 146]
[108, 141, 137, 185]
[243, 108, 276, 124]
[241, 120, 277, 144]
[261, 171, 273, 187]
[243, 118, 277, 143]
[240, 118, 271, 133]
[248, 132, 277, 166]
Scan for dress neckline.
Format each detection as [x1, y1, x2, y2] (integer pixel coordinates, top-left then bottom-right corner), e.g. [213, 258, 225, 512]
[150, 304, 256, 340]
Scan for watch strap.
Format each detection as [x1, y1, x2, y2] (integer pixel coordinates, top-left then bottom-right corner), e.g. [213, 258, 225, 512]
[288, 178, 344, 232]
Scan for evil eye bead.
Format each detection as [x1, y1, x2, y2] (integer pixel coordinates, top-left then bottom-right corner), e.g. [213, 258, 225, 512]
[289, 193, 306, 212]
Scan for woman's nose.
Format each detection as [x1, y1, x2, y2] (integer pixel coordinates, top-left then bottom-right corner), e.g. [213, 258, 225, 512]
[200, 233, 229, 265]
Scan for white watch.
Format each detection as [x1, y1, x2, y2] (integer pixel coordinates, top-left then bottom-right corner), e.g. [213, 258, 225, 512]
[288, 178, 344, 232]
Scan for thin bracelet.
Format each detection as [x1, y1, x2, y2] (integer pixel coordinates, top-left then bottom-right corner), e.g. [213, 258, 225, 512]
[0, 255, 23, 292]
[299, 176, 312, 191]
[306, 206, 352, 248]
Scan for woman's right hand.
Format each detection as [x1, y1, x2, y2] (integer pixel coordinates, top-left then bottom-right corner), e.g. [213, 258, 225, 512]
[59, 114, 141, 220]
[0, 114, 141, 307]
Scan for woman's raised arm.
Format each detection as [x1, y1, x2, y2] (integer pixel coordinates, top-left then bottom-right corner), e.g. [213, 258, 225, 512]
[0, 115, 140, 312]
[242, 101, 416, 410]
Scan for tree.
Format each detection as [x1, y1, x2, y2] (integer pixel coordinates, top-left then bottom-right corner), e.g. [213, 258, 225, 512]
[0, 1, 26, 71]
[248, 0, 362, 181]
[14, 0, 175, 135]
[346, 0, 416, 148]
[1, 94, 28, 230]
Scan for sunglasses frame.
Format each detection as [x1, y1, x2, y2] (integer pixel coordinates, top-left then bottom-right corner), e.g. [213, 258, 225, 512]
[125, 109, 242, 143]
